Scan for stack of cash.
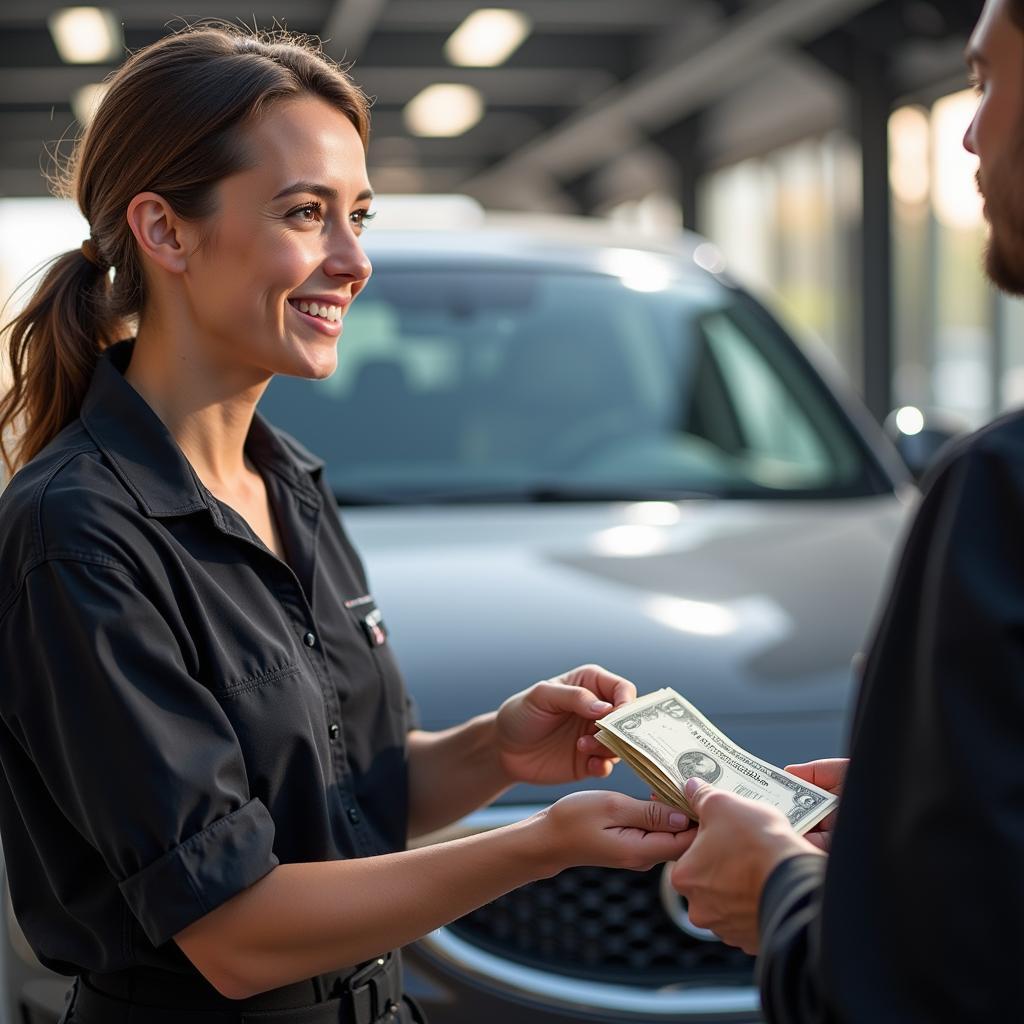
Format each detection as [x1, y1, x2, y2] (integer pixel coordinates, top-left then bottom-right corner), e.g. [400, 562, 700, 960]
[596, 688, 837, 836]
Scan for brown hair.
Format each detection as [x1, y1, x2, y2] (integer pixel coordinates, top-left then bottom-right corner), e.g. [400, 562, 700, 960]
[0, 24, 370, 476]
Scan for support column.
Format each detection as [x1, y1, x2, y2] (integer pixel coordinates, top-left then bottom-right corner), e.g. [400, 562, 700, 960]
[650, 113, 704, 233]
[854, 45, 894, 422]
[561, 169, 601, 216]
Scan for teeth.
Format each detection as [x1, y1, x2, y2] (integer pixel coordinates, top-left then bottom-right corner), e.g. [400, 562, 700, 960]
[291, 300, 341, 322]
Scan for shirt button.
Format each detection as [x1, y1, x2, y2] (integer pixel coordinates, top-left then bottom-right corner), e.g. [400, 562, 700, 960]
[328, 723, 340, 741]
[347, 807, 361, 826]
[303, 632, 316, 648]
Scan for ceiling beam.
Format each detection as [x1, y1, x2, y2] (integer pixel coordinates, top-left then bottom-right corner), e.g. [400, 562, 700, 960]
[354, 67, 616, 106]
[322, 0, 389, 62]
[0, 2, 326, 27]
[460, 0, 886, 193]
[0, 66, 112, 104]
[379, 0, 683, 32]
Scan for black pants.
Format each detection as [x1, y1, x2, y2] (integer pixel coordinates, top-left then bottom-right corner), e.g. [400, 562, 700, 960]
[57, 953, 426, 1024]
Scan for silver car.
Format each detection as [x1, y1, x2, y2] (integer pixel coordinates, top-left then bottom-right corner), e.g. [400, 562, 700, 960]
[3, 215, 912, 1023]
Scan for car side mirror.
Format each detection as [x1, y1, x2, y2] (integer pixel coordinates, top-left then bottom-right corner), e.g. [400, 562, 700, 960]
[883, 406, 968, 480]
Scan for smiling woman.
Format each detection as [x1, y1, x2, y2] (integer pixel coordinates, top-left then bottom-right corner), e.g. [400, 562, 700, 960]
[0, 25, 372, 477]
[0, 21, 696, 1024]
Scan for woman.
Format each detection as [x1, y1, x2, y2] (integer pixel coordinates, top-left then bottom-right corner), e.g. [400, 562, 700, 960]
[0, 25, 694, 1024]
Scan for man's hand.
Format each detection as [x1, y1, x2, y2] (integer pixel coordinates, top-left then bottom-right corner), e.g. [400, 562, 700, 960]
[669, 778, 821, 954]
[785, 758, 848, 852]
[495, 664, 635, 785]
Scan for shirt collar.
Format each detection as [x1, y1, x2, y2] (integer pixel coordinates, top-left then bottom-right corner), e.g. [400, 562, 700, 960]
[80, 339, 325, 518]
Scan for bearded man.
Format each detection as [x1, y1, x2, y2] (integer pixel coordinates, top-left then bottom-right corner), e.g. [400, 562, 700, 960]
[668, 1, 1024, 1019]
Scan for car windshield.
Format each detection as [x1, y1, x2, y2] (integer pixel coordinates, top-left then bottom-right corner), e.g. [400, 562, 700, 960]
[259, 264, 882, 504]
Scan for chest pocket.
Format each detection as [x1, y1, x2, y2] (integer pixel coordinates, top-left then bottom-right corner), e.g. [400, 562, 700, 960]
[343, 594, 409, 722]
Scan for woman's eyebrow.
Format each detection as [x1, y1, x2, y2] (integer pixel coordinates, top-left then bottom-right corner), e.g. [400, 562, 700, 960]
[272, 181, 375, 202]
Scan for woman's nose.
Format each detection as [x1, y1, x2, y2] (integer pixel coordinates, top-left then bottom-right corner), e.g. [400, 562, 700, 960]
[325, 232, 372, 284]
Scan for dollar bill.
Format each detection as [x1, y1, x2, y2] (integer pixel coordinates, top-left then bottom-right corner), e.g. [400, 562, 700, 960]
[596, 688, 837, 835]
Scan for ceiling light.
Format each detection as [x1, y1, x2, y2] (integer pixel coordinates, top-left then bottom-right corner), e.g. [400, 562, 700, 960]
[404, 84, 484, 138]
[48, 7, 122, 64]
[72, 82, 110, 126]
[445, 8, 531, 67]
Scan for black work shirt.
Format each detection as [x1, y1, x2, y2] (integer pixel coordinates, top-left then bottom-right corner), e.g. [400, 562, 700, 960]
[0, 339, 415, 978]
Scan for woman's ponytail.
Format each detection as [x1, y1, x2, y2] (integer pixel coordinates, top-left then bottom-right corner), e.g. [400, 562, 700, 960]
[0, 244, 117, 477]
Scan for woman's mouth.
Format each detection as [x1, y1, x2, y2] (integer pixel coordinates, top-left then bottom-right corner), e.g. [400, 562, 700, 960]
[287, 298, 343, 336]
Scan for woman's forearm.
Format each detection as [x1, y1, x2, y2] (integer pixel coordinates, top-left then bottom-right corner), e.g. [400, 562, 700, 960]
[176, 818, 545, 999]
[406, 716, 512, 837]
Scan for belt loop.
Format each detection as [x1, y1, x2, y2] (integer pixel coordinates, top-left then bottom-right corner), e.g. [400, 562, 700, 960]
[311, 973, 325, 1002]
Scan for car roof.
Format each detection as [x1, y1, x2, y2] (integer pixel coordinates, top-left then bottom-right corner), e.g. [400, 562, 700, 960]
[362, 201, 728, 281]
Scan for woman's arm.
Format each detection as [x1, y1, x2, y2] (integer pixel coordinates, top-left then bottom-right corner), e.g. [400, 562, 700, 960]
[175, 791, 694, 999]
[406, 715, 509, 838]
[406, 664, 638, 837]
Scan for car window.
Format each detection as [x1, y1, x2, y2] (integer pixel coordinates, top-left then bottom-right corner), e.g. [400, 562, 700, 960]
[690, 308, 849, 489]
[260, 265, 882, 502]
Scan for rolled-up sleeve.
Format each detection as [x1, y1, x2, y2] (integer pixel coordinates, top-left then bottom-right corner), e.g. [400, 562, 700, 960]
[0, 557, 279, 948]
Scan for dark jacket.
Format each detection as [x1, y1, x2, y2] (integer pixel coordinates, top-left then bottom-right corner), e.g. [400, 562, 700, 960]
[758, 409, 1024, 1020]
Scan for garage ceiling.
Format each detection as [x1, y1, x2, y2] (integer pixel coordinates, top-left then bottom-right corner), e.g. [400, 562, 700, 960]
[0, 0, 982, 203]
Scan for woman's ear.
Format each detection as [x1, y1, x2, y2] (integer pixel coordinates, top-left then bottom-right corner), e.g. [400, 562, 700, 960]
[126, 192, 199, 274]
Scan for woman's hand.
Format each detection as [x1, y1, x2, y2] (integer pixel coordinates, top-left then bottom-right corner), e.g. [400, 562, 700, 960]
[669, 779, 820, 954]
[531, 791, 695, 876]
[495, 664, 635, 785]
[785, 758, 848, 852]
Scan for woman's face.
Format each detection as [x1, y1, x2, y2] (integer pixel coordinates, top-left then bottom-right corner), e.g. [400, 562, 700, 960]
[181, 93, 374, 381]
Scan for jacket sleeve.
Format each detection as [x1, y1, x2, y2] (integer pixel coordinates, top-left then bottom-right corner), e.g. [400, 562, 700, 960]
[0, 557, 279, 948]
[756, 854, 829, 1024]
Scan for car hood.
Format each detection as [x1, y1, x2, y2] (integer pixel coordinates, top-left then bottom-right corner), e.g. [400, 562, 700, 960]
[342, 495, 909, 800]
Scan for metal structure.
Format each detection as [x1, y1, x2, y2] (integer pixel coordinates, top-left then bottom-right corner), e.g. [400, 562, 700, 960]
[0, 0, 985, 419]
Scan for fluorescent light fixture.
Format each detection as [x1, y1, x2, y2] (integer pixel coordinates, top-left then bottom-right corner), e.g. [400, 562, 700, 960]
[48, 7, 122, 64]
[445, 8, 531, 67]
[72, 82, 110, 126]
[404, 84, 484, 138]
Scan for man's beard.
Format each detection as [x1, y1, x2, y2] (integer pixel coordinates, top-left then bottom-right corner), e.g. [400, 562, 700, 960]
[978, 136, 1024, 294]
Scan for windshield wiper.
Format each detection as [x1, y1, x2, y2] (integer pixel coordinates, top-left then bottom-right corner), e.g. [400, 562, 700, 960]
[332, 484, 717, 506]
[522, 484, 717, 503]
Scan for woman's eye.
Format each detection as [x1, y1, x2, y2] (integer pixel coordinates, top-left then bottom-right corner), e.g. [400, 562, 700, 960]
[351, 209, 376, 230]
[291, 202, 323, 222]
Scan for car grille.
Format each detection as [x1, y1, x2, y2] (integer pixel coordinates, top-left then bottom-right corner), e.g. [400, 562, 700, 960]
[446, 865, 755, 987]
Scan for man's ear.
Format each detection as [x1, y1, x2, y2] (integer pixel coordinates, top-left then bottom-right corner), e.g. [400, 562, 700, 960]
[126, 192, 200, 274]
